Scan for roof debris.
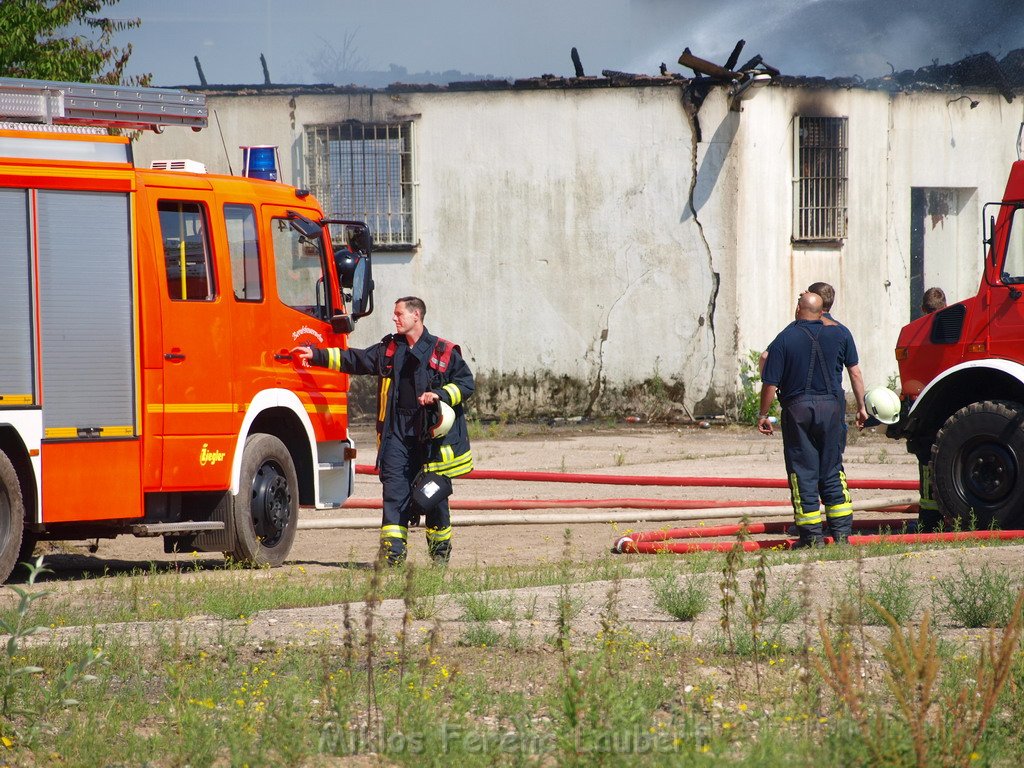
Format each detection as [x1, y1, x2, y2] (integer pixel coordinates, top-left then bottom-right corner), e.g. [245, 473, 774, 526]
[182, 43, 1024, 101]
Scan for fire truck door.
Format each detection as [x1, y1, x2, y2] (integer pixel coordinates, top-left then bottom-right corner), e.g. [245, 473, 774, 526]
[154, 199, 234, 487]
[266, 210, 349, 418]
[988, 205, 1024, 360]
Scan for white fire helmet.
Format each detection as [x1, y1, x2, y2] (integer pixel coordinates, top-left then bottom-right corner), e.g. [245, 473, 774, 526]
[426, 400, 456, 439]
[865, 387, 901, 425]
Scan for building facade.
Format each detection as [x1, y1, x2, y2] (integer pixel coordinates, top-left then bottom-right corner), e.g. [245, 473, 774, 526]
[132, 77, 1019, 420]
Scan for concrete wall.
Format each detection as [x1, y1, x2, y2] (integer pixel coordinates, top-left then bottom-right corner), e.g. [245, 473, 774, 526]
[734, 86, 1018, 395]
[134, 84, 734, 420]
[132, 81, 1022, 419]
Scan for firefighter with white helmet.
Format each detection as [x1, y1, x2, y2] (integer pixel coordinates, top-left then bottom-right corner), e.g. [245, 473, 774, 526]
[292, 296, 473, 565]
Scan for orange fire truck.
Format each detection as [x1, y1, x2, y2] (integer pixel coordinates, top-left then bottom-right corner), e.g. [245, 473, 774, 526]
[0, 78, 374, 582]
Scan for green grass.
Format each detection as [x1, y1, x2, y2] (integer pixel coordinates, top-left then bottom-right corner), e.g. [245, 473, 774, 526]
[651, 571, 711, 621]
[5, 541, 1024, 766]
[935, 560, 1020, 628]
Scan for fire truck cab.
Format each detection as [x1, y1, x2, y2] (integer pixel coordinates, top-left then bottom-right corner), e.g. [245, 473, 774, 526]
[890, 157, 1024, 529]
[0, 78, 373, 582]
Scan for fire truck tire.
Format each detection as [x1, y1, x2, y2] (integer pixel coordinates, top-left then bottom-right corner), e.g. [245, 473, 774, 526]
[229, 434, 298, 567]
[931, 400, 1024, 529]
[0, 452, 26, 584]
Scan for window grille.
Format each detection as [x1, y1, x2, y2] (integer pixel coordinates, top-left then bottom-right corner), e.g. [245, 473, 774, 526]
[304, 121, 415, 248]
[794, 116, 848, 242]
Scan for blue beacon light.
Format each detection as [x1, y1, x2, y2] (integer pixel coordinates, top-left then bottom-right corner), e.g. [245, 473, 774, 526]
[240, 145, 280, 181]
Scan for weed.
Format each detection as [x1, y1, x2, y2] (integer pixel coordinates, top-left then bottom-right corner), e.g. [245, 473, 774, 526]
[457, 591, 516, 622]
[457, 624, 501, 648]
[407, 567, 445, 620]
[936, 561, 1018, 627]
[817, 591, 1024, 767]
[747, 551, 769, 697]
[652, 570, 711, 621]
[717, 523, 747, 697]
[861, 558, 921, 625]
[0, 557, 105, 748]
[739, 349, 779, 424]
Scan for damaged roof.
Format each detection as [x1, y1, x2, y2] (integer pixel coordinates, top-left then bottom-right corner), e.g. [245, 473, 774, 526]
[181, 46, 1024, 102]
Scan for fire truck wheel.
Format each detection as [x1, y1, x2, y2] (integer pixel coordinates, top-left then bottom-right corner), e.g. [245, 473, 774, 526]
[931, 400, 1024, 529]
[0, 452, 26, 584]
[229, 434, 298, 567]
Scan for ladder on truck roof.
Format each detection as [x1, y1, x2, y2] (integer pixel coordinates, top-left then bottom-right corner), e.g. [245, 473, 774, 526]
[0, 77, 207, 132]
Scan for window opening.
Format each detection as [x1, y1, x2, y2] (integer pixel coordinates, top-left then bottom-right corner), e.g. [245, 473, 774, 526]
[158, 201, 215, 300]
[794, 116, 848, 242]
[305, 121, 414, 248]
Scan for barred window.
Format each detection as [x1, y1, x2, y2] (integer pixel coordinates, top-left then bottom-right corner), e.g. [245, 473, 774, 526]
[304, 121, 415, 249]
[794, 116, 848, 242]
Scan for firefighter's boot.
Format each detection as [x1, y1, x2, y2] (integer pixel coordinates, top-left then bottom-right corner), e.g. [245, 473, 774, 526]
[426, 526, 452, 566]
[380, 525, 408, 566]
[792, 523, 825, 549]
[825, 501, 854, 544]
[827, 515, 853, 545]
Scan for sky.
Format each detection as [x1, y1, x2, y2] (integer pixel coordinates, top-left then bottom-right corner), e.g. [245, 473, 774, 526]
[109, 0, 1024, 88]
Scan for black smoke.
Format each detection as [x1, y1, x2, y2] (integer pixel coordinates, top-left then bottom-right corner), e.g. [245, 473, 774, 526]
[636, 0, 1024, 79]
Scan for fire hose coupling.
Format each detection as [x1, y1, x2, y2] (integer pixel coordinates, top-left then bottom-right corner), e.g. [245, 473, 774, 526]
[611, 535, 635, 554]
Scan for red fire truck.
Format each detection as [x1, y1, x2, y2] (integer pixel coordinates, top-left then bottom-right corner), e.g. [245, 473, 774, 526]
[0, 78, 374, 582]
[891, 158, 1024, 529]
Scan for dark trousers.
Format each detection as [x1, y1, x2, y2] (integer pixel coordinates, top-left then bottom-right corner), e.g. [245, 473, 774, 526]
[379, 432, 452, 560]
[782, 394, 853, 536]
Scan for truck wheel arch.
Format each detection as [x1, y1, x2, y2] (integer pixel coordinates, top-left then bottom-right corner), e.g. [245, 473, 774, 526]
[906, 360, 1024, 443]
[230, 389, 317, 499]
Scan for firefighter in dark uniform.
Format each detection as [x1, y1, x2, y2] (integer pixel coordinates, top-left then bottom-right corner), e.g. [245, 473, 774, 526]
[292, 296, 473, 564]
[757, 292, 868, 547]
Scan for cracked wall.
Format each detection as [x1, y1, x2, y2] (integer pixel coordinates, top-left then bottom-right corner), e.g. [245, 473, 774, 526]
[133, 85, 743, 419]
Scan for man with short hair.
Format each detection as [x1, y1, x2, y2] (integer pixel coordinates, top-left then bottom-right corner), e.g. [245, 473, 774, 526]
[758, 292, 868, 547]
[922, 286, 947, 315]
[292, 296, 474, 565]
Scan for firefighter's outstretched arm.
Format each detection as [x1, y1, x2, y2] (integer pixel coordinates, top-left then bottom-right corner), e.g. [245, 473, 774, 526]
[288, 344, 383, 375]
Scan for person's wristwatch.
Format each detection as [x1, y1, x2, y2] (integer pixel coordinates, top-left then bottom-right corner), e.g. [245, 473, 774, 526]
[758, 413, 770, 420]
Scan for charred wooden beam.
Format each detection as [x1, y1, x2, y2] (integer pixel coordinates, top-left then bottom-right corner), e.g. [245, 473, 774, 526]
[571, 47, 585, 78]
[194, 56, 207, 87]
[737, 54, 762, 72]
[678, 47, 740, 81]
[724, 40, 745, 71]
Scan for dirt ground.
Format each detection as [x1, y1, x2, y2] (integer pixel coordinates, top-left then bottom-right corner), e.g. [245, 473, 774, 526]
[18, 421, 1024, 651]
[38, 421, 921, 574]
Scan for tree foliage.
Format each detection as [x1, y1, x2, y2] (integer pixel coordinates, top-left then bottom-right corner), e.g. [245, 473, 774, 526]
[0, 0, 148, 85]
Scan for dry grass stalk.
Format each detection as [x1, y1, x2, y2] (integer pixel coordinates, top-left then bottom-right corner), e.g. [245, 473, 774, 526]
[816, 588, 1024, 768]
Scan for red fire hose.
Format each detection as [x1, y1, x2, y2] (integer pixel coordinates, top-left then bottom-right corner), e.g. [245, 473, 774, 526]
[341, 497, 795, 510]
[613, 527, 1024, 554]
[354, 464, 916, 490]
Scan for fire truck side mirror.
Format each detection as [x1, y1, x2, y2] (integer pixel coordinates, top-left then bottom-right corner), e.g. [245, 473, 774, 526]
[334, 251, 374, 323]
[331, 314, 355, 334]
[989, 213, 997, 264]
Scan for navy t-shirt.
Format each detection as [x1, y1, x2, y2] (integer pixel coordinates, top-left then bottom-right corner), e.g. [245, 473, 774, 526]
[762, 320, 858, 401]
